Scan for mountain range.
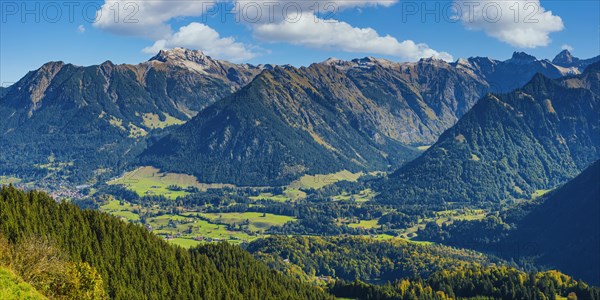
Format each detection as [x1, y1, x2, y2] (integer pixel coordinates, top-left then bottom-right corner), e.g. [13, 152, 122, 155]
[0, 49, 597, 186]
[139, 50, 598, 185]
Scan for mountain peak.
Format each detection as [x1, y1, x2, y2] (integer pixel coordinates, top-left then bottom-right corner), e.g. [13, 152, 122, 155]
[510, 52, 537, 62]
[149, 48, 209, 63]
[553, 49, 576, 65]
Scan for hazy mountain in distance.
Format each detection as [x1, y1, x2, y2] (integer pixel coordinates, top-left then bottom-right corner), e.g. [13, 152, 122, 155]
[453, 51, 599, 93]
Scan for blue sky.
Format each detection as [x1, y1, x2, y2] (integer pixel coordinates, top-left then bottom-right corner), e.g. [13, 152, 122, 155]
[1, 0, 599, 85]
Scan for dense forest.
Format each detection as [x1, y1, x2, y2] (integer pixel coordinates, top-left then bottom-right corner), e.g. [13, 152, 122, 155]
[330, 265, 600, 300]
[247, 236, 499, 283]
[0, 186, 332, 300]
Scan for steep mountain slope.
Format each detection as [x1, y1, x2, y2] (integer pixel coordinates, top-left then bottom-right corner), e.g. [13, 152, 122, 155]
[508, 159, 600, 285]
[140, 58, 495, 185]
[377, 66, 600, 206]
[0, 186, 332, 299]
[0, 48, 265, 183]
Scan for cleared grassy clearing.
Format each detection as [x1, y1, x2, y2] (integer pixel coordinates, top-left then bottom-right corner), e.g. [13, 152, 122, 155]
[99, 200, 141, 221]
[288, 170, 363, 190]
[347, 219, 380, 229]
[142, 113, 185, 129]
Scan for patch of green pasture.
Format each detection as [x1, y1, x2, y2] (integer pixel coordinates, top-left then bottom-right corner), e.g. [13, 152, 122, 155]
[202, 212, 295, 232]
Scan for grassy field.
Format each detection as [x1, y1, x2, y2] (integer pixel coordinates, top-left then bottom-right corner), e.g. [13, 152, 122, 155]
[142, 113, 185, 129]
[99, 200, 140, 221]
[108, 166, 234, 199]
[0, 267, 47, 300]
[149, 215, 257, 247]
[288, 170, 363, 190]
[347, 219, 380, 229]
[280, 170, 365, 201]
[202, 212, 295, 232]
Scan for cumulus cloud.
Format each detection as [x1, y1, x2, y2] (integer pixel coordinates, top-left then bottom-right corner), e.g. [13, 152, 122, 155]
[142, 22, 257, 61]
[454, 0, 564, 48]
[94, 0, 255, 61]
[253, 14, 452, 61]
[94, 0, 219, 39]
[93, 0, 450, 62]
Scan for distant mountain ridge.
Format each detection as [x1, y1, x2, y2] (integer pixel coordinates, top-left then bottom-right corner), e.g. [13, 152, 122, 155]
[453, 51, 598, 92]
[377, 63, 600, 205]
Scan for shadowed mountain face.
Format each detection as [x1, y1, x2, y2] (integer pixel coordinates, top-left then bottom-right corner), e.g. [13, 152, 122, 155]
[0, 48, 266, 183]
[377, 63, 600, 206]
[507, 159, 600, 286]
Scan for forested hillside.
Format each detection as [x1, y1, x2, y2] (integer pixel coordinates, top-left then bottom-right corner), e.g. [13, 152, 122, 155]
[0, 186, 331, 300]
[378, 65, 600, 206]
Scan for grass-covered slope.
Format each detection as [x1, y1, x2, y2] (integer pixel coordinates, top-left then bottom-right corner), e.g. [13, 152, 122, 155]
[0, 267, 47, 300]
[0, 186, 332, 300]
[378, 69, 600, 206]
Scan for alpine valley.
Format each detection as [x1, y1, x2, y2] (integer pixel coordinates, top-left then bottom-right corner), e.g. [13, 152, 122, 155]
[1, 48, 599, 299]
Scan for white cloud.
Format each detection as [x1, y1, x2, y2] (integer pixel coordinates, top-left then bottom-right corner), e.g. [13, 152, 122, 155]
[454, 0, 564, 48]
[253, 14, 452, 61]
[93, 0, 450, 62]
[77, 25, 86, 34]
[233, 0, 396, 23]
[94, 0, 255, 61]
[94, 0, 220, 39]
[142, 22, 256, 61]
[561, 44, 574, 52]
